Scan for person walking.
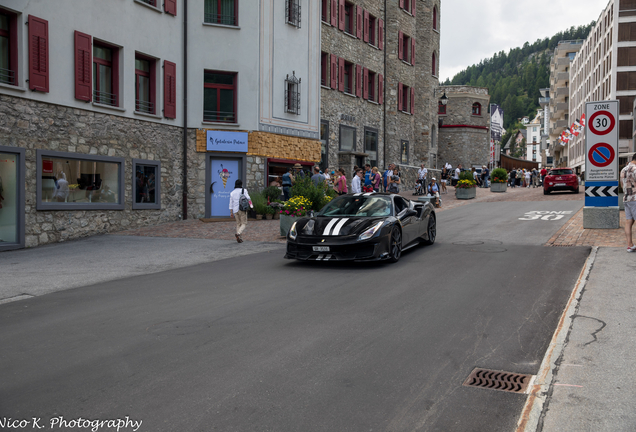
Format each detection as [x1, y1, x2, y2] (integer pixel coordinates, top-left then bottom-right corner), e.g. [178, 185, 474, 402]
[524, 169, 531, 188]
[540, 167, 547, 186]
[440, 166, 448, 194]
[509, 168, 517, 188]
[482, 165, 489, 188]
[417, 163, 428, 193]
[351, 168, 363, 194]
[620, 153, 636, 252]
[229, 179, 252, 243]
[453, 164, 462, 187]
[383, 164, 394, 192]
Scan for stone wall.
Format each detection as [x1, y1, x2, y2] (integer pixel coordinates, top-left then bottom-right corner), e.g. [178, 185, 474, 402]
[0, 94, 185, 247]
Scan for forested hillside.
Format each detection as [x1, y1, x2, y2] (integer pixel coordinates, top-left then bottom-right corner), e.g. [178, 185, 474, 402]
[443, 23, 595, 130]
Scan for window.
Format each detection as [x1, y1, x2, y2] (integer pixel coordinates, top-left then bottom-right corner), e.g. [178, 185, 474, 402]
[0, 145, 25, 251]
[285, 71, 301, 115]
[37, 150, 125, 210]
[343, 61, 353, 94]
[135, 55, 156, 114]
[400, 0, 416, 15]
[432, 52, 437, 76]
[320, 121, 329, 172]
[204, 0, 238, 26]
[93, 43, 119, 107]
[438, 101, 446, 115]
[0, 9, 17, 85]
[398, 82, 413, 113]
[367, 70, 376, 101]
[472, 102, 481, 116]
[344, 2, 354, 35]
[403, 0, 412, 14]
[138, 0, 157, 6]
[133, 159, 161, 209]
[401, 141, 409, 164]
[399, 32, 413, 64]
[364, 128, 378, 167]
[286, 0, 301, 28]
[339, 125, 356, 151]
[321, 0, 328, 22]
[367, 14, 377, 46]
[321, 52, 329, 87]
[204, 70, 237, 123]
[433, 5, 438, 30]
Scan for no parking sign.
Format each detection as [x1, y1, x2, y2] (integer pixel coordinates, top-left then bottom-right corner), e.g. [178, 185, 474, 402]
[585, 101, 619, 207]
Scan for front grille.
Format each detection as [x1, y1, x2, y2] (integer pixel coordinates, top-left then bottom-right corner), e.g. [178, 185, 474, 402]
[462, 368, 533, 394]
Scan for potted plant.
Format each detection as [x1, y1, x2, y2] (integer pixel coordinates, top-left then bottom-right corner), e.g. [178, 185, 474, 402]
[490, 168, 508, 193]
[455, 170, 477, 199]
[279, 195, 311, 236]
[251, 193, 267, 220]
[265, 206, 275, 220]
[263, 186, 282, 203]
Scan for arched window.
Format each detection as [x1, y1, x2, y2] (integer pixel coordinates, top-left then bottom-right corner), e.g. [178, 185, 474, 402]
[433, 6, 438, 30]
[432, 52, 436, 76]
[438, 101, 446, 115]
[472, 102, 481, 116]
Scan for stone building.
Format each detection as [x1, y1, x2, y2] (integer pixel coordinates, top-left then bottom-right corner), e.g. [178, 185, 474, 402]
[436, 86, 491, 169]
[0, 0, 321, 250]
[319, 0, 442, 180]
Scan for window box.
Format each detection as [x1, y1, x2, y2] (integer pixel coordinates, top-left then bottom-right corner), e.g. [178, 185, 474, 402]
[204, 70, 237, 123]
[36, 150, 125, 211]
[132, 159, 161, 209]
[204, 0, 238, 26]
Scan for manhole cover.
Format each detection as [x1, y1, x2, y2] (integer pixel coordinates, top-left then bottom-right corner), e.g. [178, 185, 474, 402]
[463, 368, 533, 394]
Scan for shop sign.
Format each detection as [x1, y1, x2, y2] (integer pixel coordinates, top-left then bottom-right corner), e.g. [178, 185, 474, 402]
[206, 131, 248, 153]
[43, 160, 53, 174]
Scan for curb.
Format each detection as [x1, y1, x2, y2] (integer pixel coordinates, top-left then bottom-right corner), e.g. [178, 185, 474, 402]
[515, 246, 598, 432]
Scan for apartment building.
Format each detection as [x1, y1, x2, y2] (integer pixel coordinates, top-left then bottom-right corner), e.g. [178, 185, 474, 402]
[526, 111, 543, 165]
[538, 87, 552, 167]
[569, 0, 636, 176]
[0, 0, 321, 250]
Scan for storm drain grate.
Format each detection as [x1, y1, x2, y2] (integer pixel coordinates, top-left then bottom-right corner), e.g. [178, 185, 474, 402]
[463, 368, 533, 394]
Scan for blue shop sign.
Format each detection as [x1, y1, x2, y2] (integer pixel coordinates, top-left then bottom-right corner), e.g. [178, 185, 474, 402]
[206, 131, 248, 153]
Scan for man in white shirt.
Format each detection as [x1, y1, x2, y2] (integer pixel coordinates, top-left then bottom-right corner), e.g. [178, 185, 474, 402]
[417, 163, 428, 194]
[229, 179, 252, 243]
[351, 168, 363, 193]
[453, 164, 462, 186]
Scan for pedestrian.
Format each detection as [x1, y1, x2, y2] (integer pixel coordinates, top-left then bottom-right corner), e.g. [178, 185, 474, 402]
[428, 177, 441, 207]
[516, 168, 522, 188]
[282, 167, 293, 200]
[334, 168, 348, 195]
[472, 168, 481, 187]
[387, 168, 401, 193]
[509, 168, 517, 188]
[311, 166, 325, 187]
[229, 179, 252, 243]
[620, 153, 636, 252]
[364, 164, 372, 188]
[292, 163, 305, 182]
[540, 167, 547, 186]
[418, 163, 428, 192]
[371, 167, 382, 192]
[351, 168, 363, 193]
[525, 169, 531, 188]
[453, 164, 462, 187]
[440, 166, 448, 194]
[383, 164, 394, 192]
[482, 165, 490, 188]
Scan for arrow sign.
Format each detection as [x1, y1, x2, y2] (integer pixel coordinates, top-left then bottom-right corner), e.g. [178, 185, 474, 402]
[585, 186, 618, 197]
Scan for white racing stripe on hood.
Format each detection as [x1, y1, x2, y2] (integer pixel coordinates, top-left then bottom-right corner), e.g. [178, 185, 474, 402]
[331, 218, 349, 236]
[323, 218, 339, 236]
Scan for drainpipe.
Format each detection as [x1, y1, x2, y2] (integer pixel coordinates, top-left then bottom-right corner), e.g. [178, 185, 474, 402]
[182, 0, 188, 220]
[382, 0, 387, 170]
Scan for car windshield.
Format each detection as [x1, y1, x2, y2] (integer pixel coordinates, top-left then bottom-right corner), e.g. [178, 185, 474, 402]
[318, 196, 393, 217]
[549, 169, 573, 175]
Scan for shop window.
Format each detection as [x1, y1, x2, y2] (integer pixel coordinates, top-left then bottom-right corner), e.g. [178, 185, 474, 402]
[204, 0, 238, 26]
[364, 128, 378, 167]
[339, 125, 356, 151]
[204, 70, 237, 123]
[285, 71, 301, 115]
[36, 150, 125, 211]
[286, 0, 301, 28]
[135, 54, 156, 114]
[472, 102, 482, 116]
[0, 145, 25, 251]
[320, 121, 329, 172]
[0, 9, 17, 86]
[401, 140, 409, 164]
[132, 159, 161, 209]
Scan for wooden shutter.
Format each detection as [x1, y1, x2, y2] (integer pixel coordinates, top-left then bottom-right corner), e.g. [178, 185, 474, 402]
[398, 31, 404, 60]
[398, 82, 403, 111]
[363, 68, 369, 100]
[28, 15, 49, 92]
[338, 0, 345, 31]
[411, 38, 416, 64]
[378, 19, 384, 50]
[338, 57, 345, 91]
[356, 6, 362, 38]
[399, 0, 404, 9]
[356, 64, 362, 97]
[378, 74, 383, 105]
[163, 60, 177, 118]
[363, 10, 369, 43]
[331, 0, 338, 27]
[412, 0, 416, 16]
[330, 54, 338, 90]
[74, 31, 92, 102]
[410, 87, 415, 114]
[165, 0, 177, 15]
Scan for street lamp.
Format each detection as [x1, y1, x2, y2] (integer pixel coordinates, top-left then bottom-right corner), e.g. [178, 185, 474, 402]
[440, 92, 448, 106]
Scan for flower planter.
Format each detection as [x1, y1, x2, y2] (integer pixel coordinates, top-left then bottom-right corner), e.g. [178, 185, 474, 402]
[280, 214, 297, 236]
[255, 214, 263, 220]
[456, 187, 476, 200]
[265, 213, 273, 220]
[490, 182, 507, 193]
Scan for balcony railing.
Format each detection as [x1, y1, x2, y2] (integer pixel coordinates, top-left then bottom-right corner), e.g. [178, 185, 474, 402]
[0, 67, 15, 85]
[539, 97, 550, 104]
[135, 99, 154, 115]
[204, 12, 237, 26]
[137, 0, 157, 5]
[93, 90, 118, 107]
[204, 110, 236, 123]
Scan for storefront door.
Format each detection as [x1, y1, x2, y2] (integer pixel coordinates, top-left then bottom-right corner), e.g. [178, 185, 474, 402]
[210, 159, 241, 217]
[0, 146, 25, 251]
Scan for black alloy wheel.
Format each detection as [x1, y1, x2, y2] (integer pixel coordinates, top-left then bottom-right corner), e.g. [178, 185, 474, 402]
[388, 227, 402, 263]
[422, 214, 436, 245]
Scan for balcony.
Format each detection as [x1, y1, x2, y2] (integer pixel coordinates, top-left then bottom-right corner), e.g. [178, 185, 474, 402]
[555, 119, 568, 128]
[556, 87, 569, 96]
[556, 102, 568, 111]
[539, 97, 550, 105]
[203, 110, 237, 123]
[557, 72, 569, 82]
[557, 57, 571, 66]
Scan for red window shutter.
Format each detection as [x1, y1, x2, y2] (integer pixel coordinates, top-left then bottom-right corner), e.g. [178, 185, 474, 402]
[338, 0, 345, 31]
[363, 10, 369, 43]
[398, 82, 403, 111]
[412, 0, 416, 16]
[410, 87, 415, 114]
[74, 31, 92, 102]
[378, 74, 383, 105]
[338, 57, 345, 92]
[331, 0, 338, 27]
[356, 6, 362, 39]
[378, 19, 384, 50]
[330, 54, 338, 89]
[399, 0, 404, 9]
[28, 16, 49, 92]
[163, 60, 177, 118]
[398, 31, 403, 60]
[165, 0, 177, 16]
[356, 64, 361, 97]
[363, 68, 369, 100]
[411, 38, 416, 64]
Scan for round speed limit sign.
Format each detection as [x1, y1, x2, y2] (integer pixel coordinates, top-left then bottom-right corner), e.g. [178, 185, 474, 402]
[588, 110, 616, 136]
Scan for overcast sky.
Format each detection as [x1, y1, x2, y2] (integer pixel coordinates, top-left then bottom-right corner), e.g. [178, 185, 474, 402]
[439, 0, 610, 82]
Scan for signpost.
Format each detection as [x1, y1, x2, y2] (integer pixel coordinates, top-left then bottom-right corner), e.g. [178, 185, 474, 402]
[584, 100, 620, 228]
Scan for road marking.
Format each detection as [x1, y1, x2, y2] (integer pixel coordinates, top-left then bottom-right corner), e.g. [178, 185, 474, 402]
[554, 383, 584, 388]
[519, 211, 573, 221]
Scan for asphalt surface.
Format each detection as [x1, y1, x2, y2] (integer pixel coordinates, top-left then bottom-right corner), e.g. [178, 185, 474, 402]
[0, 200, 590, 431]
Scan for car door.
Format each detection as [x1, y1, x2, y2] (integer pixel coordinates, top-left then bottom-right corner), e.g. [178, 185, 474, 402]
[394, 196, 418, 245]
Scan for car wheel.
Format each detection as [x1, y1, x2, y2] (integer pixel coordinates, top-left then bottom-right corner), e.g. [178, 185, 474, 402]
[388, 227, 402, 263]
[574, 187, 579, 194]
[422, 214, 436, 245]
[544, 189, 550, 195]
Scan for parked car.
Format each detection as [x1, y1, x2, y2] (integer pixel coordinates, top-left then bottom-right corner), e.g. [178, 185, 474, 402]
[543, 168, 579, 195]
[284, 193, 436, 263]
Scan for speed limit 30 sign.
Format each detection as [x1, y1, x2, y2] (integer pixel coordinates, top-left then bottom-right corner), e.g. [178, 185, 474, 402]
[585, 100, 619, 207]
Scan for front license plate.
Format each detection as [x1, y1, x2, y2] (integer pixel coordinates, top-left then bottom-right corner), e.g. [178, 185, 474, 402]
[313, 246, 330, 252]
[555, 183, 566, 186]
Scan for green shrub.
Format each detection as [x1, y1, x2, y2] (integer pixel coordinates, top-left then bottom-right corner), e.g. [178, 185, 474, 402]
[263, 186, 282, 202]
[291, 176, 332, 211]
[250, 192, 268, 215]
[459, 170, 474, 182]
[490, 168, 508, 183]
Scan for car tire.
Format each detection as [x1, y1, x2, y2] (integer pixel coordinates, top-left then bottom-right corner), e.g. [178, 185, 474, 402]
[388, 227, 402, 263]
[422, 214, 436, 246]
[544, 189, 550, 195]
[574, 187, 579, 194]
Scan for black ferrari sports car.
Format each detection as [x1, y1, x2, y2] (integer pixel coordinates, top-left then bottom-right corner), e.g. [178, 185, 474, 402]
[284, 192, 436, 263]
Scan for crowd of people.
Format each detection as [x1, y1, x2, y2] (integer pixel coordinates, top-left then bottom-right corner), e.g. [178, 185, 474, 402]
[507, 167, 546, 188]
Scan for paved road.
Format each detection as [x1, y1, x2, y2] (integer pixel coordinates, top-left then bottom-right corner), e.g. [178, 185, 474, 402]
[0, 200, 590, 431]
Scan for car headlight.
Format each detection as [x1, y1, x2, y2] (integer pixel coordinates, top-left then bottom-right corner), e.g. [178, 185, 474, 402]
[358, 221, 384, 241]
[289, 222, 298, 240]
